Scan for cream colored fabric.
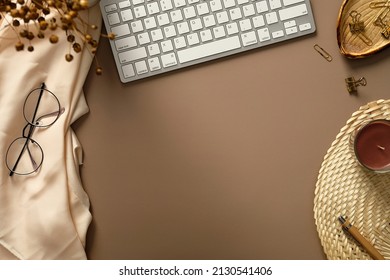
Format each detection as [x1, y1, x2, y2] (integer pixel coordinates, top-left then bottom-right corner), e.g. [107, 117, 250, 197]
[0, 6, 101, 259]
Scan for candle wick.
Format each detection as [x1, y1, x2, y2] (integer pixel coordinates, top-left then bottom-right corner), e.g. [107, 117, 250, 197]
[377, 145, 386, 150]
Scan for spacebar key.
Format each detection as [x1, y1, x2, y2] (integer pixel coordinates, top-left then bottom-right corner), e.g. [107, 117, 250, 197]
[178, 36, 241, 63]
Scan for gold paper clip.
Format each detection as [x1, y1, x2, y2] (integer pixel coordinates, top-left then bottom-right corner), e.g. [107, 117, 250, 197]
[313, 44, 332, 62]
[345, 77, 367, 94]
[369, 1, 390, 8]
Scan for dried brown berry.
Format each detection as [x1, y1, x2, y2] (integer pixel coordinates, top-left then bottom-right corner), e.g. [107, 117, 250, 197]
[15, 41, 24, 51]
[72, 42, 82, 53]
[84, 34, 92, 42]
[96, 67, 103, 75]
[65, 53, 73, 62]
[67, 34, 75, 42]
[39, 20, 48, 30]
[49, 34, 59, 43]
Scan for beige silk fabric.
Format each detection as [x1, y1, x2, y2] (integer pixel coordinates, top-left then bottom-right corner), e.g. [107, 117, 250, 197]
[0, 5, 101, 259]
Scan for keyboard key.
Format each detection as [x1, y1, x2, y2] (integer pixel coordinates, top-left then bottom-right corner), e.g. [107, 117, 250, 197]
[197, 3, 209, 16]
[157, 13, 170, 25]
[118, 0, 130, 8]
[147, 43, 160, 56]
[226, 22, 239, 35]
[138, 32, 151, 45]
[130, 20, 144, 33]
[107, 13, 120, 25]
[252, 15, 265, 28]
[200, 29, 213, 42]
[161, 0, 174, 11]
[111, 24, 131, 37]
[239, 19, 252, 32]
[161, 40, 174, 52]
[177, 22, 190, 34]
[223, 0, 235, 9]
[283, 0, 304, 6]
[230, 8, 243, 21]
[299, 22, 311, 31]
[279, 4, 308, 21]
[105, 4, 117, 12]
[265, 12, 278, 24]
[134, 6, 147, 18]
[164, 26, 177, 38]
[161, 53, 178, 67]
[258, 28, 270, 42]
[147, 2, 160, 15]
[213, 26, 225, 38]
[210, 0, 223, 12]
[144, 17, 157, 29]
[148, 58, 161, 71]
[256, 1, 269, 13]
[178, 36, 241, 63]
[187, 33, 200, 45]
[135, 61, 148, 74]
[190, 18, 203, 31]
[122, 64, 135, 78]
[284, 20, 296, 28]
[241, 31, 257, 46]
[285, 26, 298, 35]
[174, 0, 186, 8]
[216, 11, 229, 24]
[151, 29, 164, 41]
[118, 47, 147, 63]
[174, 36, 187, 49]
[272, 30, 284, 39]
[269, 0, 282, 10]
[170, 10, 183, 22]
[203, 15, 216, 28]
[184, 6, 196, 19]
[243, 4, 255, 17]
[121, 9, 133, 21]
[115, 36, 137, 50]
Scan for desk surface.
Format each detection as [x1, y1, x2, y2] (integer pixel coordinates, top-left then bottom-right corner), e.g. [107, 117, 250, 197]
[73, 0, 390, 259]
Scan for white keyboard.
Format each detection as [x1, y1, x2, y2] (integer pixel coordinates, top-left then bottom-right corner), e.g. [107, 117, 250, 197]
[99, 0, 316, 83]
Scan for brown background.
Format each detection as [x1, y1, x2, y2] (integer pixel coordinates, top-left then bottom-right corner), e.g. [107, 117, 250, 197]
[73, 0, 390, 259]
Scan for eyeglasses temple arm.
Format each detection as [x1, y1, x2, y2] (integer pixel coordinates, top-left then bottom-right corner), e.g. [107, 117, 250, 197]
[9, 83, 45, 176]
[35, 107, 65, 124]
[30, 83, 45, 125]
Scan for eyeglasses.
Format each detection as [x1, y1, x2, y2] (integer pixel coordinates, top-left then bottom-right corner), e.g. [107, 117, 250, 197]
[5, 83, 64, 176]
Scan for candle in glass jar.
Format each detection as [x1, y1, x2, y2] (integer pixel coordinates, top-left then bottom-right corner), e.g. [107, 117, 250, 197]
[354, 120, 390, 172]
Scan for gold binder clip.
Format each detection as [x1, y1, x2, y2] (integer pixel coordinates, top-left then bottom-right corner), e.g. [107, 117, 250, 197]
[374, 16, 390, 39]
[345, 77, 367, 94]
[349, 11, 365, 33]
[349, 11, 373, 45]
[313, 44, 332, 62]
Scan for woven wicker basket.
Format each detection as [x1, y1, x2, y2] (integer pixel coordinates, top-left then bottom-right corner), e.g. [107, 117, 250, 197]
[314, 99, 390, 260]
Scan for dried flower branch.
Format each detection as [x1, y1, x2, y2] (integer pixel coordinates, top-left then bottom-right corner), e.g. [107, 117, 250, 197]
[0, 0, 115, 75]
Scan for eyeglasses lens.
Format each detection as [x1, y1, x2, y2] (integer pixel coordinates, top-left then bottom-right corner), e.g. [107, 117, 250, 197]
[23, 88, 61, 127]
[6, 137, 44, 175]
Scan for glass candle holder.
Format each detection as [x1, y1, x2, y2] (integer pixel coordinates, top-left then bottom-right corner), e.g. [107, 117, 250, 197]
[350, 119, 390, 173]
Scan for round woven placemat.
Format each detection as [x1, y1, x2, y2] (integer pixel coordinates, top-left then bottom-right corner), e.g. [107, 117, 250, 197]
[314, 99, 390, 260]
